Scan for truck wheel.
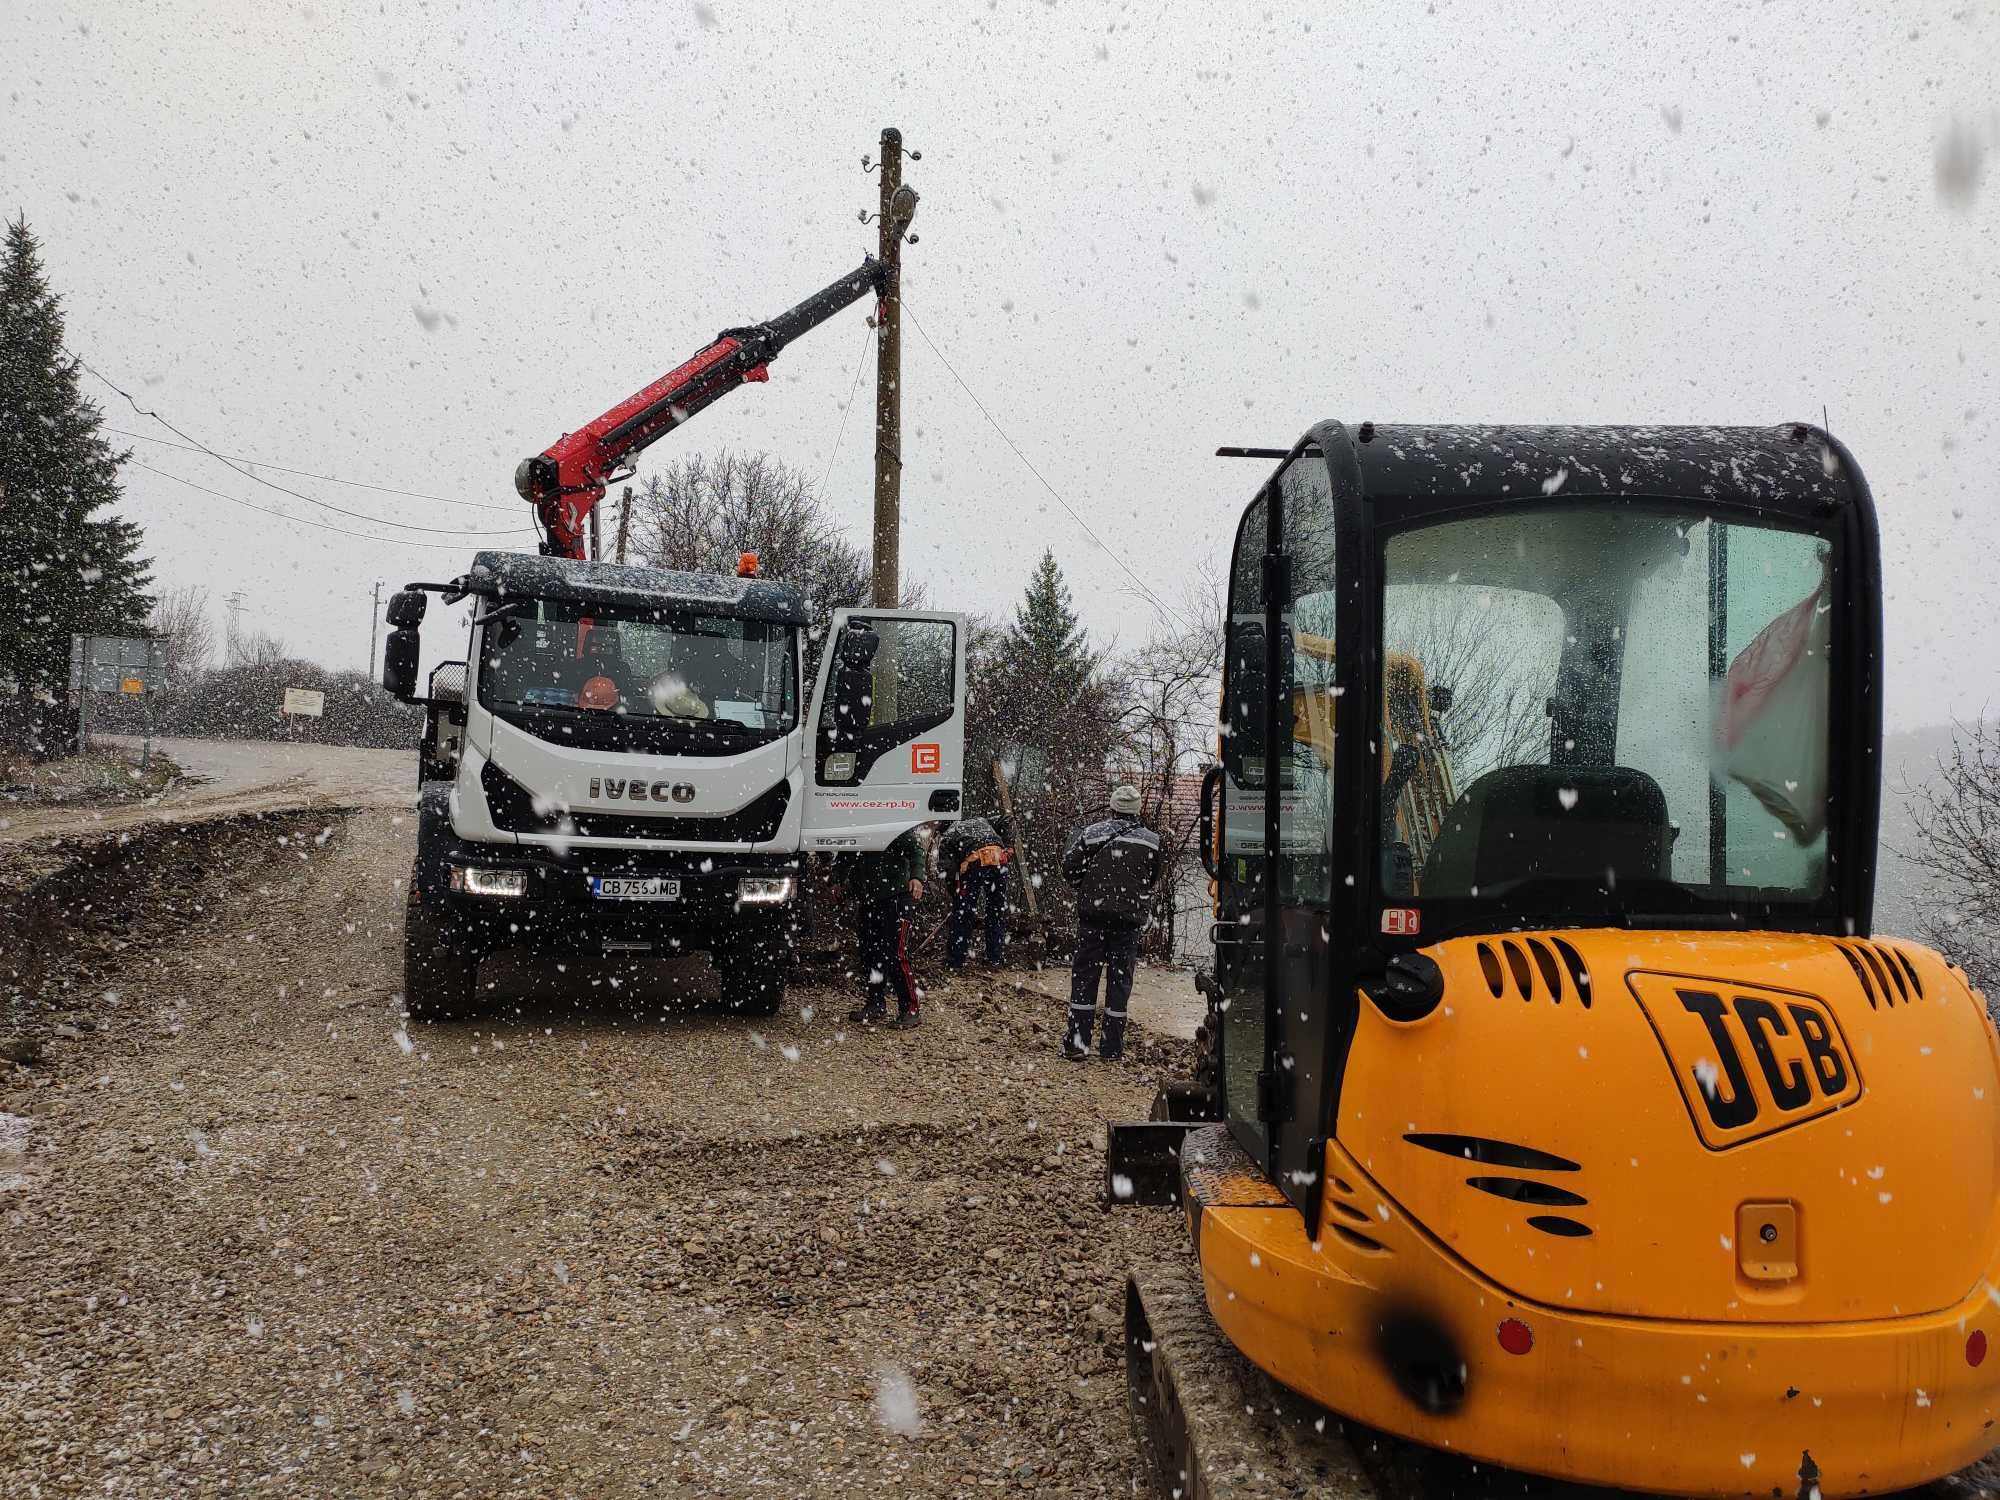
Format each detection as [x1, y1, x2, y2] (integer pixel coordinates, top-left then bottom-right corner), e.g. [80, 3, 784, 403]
[403, 884, 479, 1021]
[719, 929, 788, 1017]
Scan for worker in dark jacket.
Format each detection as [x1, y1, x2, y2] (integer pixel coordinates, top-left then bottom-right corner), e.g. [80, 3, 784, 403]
[847, 825, 926, 1028]
[939, 814, 1012, 970]
[1059, 785, 1164, 1060]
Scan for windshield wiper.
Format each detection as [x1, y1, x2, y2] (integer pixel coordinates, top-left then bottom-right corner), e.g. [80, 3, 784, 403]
[472, 600, 532, 628]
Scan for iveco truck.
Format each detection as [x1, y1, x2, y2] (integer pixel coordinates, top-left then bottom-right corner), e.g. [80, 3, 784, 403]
[381, 549, 965, 1019]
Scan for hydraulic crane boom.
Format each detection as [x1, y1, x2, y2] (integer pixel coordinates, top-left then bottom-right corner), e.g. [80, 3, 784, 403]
[515, 256, 889, 559]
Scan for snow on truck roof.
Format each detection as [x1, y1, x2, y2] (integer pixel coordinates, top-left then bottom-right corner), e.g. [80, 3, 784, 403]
[461, 551, 809, 626]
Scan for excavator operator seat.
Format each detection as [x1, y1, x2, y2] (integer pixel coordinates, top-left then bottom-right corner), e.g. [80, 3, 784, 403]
[1420, 764, 1673, 897]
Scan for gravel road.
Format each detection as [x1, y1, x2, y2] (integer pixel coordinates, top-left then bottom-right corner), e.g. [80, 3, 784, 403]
[1, 807, 1189, 1497]
[0, 737, 412, 849]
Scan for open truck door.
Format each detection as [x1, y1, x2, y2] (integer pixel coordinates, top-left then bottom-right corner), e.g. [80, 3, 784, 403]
[803, 609, 966, 851]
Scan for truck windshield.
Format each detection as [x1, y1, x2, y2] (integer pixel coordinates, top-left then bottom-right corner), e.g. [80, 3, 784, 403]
[479, 598, 797, 748]
[1378, 503, 1835, 926]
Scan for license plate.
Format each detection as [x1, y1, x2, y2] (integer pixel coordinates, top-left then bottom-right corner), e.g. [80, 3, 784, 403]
[590, 877, 681, 901]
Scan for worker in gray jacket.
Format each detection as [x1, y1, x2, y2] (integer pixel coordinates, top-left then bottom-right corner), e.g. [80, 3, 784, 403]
[1059, 784, 1163, 1060]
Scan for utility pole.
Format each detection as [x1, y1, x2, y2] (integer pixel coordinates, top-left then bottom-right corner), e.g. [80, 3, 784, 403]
[368, 580, 385, 678]
[224, 590, 247, 665]
[614, 484, 632, 565]
[870, 126, 920, 610]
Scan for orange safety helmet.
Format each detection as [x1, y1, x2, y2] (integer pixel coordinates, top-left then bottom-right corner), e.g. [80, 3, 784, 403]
[577, 674, 620, 709]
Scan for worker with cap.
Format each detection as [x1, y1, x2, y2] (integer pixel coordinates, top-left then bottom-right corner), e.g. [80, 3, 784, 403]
[1059, 784, 1163, 1060]
[939, 813, 1013, 970]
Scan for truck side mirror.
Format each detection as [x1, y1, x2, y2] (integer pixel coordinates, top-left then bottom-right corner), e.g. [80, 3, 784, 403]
[382, 626, 421, 701]
[386, 589, 428, 628]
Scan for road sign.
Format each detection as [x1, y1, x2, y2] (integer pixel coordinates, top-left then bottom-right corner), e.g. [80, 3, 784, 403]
[282, 687, 326, 718]
[69, 634, 164, 695]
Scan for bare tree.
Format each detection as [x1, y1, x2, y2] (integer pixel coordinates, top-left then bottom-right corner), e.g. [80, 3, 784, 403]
[630, 451, 869, 639]
[148, 584, 214, 686]
[1110, 563, 1226, 956]
[1906, 717, 2000, 996]
[1383, 587, 1550, 773]
[239, 631, 290, 669]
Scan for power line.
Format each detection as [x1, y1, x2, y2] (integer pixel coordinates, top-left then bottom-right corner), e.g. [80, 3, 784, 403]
[128, 460, 505, 553]
[819, 320, 875, 496]
[100, 425, 520, 512]
[76, 357, 531, 537]
[899, 299, 1188, 633]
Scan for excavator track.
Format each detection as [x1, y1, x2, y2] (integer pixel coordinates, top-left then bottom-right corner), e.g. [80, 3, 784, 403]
[1125, 1261, 1374, 1499]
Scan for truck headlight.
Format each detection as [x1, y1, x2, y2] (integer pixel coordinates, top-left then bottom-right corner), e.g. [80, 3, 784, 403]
[451, 866, 529, 898]
[736, 875, 796, 906]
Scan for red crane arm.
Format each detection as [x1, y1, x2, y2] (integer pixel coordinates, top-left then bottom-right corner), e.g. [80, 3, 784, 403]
[516, 258, 887, 559]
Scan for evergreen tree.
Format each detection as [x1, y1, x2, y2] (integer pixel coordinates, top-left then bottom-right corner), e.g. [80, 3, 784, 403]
[965, 550, 1127, 935]
[1006, 548, 1096, 693]
[0, 216, 152, 753]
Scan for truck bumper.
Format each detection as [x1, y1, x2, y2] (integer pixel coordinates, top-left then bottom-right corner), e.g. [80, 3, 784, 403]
[415, 808, 797, 958]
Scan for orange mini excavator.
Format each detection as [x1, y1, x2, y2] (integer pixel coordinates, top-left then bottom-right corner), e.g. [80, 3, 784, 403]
[1108, 423, 2000, 1498]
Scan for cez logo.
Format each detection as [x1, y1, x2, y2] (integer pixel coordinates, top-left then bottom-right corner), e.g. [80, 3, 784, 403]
[1629, 972, 1862, 1149]
[911, 743, 942, 775]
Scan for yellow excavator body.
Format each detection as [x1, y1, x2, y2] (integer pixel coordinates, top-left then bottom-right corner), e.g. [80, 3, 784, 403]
[1117, 423, 2000, 1499]
[1189, 928, 2000, 1495]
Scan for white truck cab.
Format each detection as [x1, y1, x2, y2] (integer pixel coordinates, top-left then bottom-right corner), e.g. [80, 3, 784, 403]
[381, 550, 965, 1019]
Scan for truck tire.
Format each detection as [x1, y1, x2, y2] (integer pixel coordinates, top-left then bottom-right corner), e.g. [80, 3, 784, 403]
[403, 882, 480, 1021]
[718, 928, 788, 1017]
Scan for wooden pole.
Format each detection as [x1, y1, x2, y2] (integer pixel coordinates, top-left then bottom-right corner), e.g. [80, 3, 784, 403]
[992, 756, 1040, 926]
[870, 126, 904, 611]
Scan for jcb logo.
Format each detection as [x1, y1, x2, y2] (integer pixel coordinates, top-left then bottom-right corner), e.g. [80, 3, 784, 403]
[1629, 972, 1863, 1150]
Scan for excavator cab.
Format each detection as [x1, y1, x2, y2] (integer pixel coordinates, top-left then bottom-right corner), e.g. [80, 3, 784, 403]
[1115, 423, 2000, 1498]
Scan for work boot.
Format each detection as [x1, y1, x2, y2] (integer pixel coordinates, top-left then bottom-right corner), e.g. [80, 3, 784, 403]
[848, 1003, 886, 1026]
[891, 1007, 921, 1030]
[1062, 1032, 1090, 1061]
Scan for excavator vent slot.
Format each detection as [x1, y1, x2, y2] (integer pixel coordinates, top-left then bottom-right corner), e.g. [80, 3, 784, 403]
[1836, 944, 1878, 1009]
[1854, 942, 1902, 1005]
[1550, 935, 1593, 1008]
[1526, 1215, 1593, 1238]
[1502, 940, 1534, 999]
[1331, 1200, 1372, 1226]
[1891, 946, 1925, 998]
[1331, 1175, 1357, 1195]
[1874, 944, 1910, 1002]
[1404, 1132, 1581, 1173]
[1466, 1176, 1589, 1208]
[1527, 938, 1564, 1003]
[1330, 1225, 1391, 1256]
[1476, 943, 1505, 998]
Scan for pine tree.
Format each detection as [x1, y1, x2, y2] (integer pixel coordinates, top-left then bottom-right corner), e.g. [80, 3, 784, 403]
[1006, 548, 1096, 694]
[0, 216, 152, 753]
[964, 550, 1127, 933]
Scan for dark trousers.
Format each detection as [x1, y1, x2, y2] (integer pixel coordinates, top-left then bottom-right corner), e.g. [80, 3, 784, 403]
[947, 864, 1008, 968]
[1067, 920, 1137, 1057]
[858, 894, 918, 1015]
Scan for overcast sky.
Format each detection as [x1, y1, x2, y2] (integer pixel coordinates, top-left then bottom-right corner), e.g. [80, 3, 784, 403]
[4, 0, 1994, 730]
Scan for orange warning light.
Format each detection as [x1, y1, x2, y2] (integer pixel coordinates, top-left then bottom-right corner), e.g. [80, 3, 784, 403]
[737, 552, 760, 578]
